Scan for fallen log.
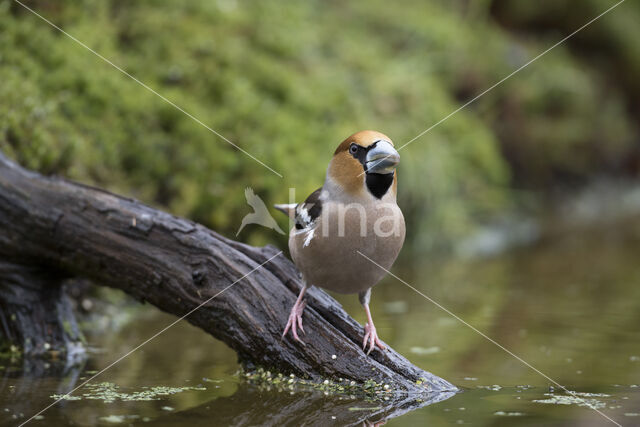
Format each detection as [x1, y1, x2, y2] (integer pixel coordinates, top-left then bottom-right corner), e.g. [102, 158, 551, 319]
[0, 152, 456, 396]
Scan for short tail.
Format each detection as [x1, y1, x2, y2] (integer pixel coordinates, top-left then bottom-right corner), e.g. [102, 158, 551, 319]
[274, 203, 296, 220]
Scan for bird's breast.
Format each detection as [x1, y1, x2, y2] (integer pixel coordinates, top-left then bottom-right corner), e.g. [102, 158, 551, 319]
[289, 200, 405, 294]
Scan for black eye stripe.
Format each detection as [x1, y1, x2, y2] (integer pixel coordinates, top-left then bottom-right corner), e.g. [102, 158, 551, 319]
[349, 142, 369, 170]
[349, 140, 382, 157]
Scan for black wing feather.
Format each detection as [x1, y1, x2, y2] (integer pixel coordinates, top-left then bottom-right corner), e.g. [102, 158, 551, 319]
[295, 188, 323, 230]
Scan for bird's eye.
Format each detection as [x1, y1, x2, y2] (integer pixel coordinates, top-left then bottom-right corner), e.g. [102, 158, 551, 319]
[349, 144, 358, 155]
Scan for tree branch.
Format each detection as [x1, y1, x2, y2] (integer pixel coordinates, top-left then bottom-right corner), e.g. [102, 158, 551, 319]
[0, 152, 456, 396]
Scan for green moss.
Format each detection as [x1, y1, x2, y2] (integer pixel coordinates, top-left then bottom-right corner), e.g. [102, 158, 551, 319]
[1, 0, 638, 251]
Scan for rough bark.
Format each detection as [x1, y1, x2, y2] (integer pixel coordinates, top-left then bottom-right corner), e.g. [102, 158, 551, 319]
[0, 261, 84, 357]
[0, 152, 457, 396]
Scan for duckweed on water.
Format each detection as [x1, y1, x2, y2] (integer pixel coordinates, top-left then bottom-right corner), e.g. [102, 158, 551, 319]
[533, 392, 610, 410]
[202, 377, 223, 383]
[478, 384, 502, 391]
[494, 411, 525, 417]
[240, 367, 397, 400]
[50, 382, 206, 403]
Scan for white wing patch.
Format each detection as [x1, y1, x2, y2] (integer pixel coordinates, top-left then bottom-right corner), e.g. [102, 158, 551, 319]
[298, 206, 311, 225]
[303, 227, 315, 247]
[293, 188, 323, 231]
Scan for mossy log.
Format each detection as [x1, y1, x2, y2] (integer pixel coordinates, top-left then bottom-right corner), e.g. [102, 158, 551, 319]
[0, 152, 456, 399]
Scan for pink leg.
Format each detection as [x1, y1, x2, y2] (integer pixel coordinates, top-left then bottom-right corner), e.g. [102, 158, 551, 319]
[362, 303, 386, 355]
[282, 284, 308, 344]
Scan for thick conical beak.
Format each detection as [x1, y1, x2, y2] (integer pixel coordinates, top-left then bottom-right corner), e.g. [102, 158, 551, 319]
[365, 140, 400, 174]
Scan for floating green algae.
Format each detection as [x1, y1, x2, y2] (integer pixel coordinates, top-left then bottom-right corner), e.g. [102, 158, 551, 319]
[494, 411, 525, 417]
[240, 367, 397, 401]
[50, 382, 206, 403]
[533, 392, 610, 410]
[478, 384, 503, 391]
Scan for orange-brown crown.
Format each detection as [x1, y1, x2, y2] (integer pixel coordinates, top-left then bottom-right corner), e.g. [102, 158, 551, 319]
[334, 130, 394, 155]
[328, 130, 397, 198]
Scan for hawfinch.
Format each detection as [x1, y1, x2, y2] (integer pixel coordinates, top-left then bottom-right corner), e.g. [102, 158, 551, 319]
[276, 130, 405, 354]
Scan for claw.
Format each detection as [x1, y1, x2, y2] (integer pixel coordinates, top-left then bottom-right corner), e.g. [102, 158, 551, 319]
[362, 329, 371, 351]
[362, 304, 386, 355]
[282, 287, 308, 345]
[297, 300, 306, 334]
[283, 305, 305, 344]
[364, 323, 380, 355]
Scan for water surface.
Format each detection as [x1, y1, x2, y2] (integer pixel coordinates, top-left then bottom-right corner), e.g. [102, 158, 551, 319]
[3, 219, 640, 426]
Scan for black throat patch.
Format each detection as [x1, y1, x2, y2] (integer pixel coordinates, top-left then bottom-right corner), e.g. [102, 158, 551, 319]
[365, 172, 394, 199]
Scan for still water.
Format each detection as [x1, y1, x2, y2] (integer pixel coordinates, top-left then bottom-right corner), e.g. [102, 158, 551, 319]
[2, 219, 640, 426]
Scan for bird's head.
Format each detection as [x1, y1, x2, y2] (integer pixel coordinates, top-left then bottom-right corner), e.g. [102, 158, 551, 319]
[327, 130, 400, 199]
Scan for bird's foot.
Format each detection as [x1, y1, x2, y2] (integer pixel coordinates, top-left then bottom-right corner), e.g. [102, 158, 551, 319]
[362, 321, 386, 355]
[282, 299, 307, 345]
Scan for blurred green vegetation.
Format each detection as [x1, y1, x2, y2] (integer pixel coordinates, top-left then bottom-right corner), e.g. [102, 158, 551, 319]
[1, 0, 638, 252]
